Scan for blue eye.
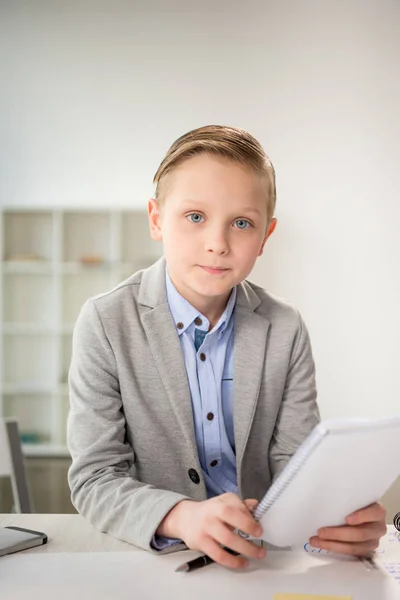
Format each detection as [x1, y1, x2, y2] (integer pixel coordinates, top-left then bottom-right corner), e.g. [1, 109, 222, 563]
[188, 213, 204, 223]
[235, 219, 251, 229]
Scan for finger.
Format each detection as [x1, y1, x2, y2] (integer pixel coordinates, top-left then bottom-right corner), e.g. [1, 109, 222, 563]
[309, 536, 380, 556]
[212, 522, 266, 560]
[201, 538, 249, 570]
[218, 496, 262, 538]
[346, 502, 386, 526]
[244, 498, 259, 513]
[317, 521, 387, 543]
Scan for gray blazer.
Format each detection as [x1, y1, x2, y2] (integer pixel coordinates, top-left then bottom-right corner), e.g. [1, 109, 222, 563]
[67, 257, 320, 553]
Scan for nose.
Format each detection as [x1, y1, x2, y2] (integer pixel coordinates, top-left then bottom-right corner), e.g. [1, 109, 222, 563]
[204, 225, 230, 255]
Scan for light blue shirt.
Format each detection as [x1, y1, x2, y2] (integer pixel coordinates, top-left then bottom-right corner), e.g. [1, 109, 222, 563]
[165, 270, 238, 497]
[152, 270, 238, 549]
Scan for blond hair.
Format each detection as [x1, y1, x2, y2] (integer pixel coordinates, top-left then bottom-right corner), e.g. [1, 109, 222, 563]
[153, 125, 276, 222]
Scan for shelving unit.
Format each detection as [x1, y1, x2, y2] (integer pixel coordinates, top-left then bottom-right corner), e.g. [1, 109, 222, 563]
[0, 208, 162, 457]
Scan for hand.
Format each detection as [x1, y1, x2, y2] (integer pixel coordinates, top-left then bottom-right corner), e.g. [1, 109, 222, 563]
[309, 502, 387, 556]
[157, 494, 265, 569]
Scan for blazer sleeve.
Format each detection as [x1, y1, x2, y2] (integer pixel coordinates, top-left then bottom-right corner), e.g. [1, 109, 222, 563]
[268, 311, 321, 480]
[67, 299, 189, 554]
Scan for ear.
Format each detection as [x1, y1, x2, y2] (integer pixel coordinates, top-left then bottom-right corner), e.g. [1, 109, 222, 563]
[148, 198, 162, 241]
[258, 217, 277, 256]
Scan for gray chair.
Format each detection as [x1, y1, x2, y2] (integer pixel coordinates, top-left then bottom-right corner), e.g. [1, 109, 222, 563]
[0, 418, 33, 513]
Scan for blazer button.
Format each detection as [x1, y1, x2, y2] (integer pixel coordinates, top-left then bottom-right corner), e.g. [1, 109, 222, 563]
[188, 468, 200, 484]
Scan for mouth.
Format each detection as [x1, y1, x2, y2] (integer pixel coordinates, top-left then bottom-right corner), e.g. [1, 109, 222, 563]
[199, 265, 230, 275]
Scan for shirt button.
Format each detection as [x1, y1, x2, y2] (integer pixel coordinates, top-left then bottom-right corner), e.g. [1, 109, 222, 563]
[194, 317, 202, 326]
[177, 322, 184, 330]
[199, 353, 206, 361]
[206, 412, 214, 421]
[210, 460, 218, 468]
[188, 468, 200, 484]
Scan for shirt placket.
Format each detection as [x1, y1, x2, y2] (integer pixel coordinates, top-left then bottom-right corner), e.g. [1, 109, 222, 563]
[197, 333, 222, 480]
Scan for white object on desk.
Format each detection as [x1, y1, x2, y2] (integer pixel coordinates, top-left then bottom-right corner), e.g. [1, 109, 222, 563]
[256, 416, 400, 547]
[0, 550, 399, 600]
[374, 528, 400, 587]
[381, 561, 400, 584]
[0, 515, 399, 599]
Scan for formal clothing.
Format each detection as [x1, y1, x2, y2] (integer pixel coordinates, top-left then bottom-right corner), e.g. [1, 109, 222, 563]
[165, 269, 237, 497]
[152, 271, 237, 550]
[67, 257, 320, 554]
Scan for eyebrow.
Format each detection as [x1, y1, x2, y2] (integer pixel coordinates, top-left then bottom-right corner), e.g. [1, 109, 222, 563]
[180, 200, 262, 216]
[240, 207, 262, 216]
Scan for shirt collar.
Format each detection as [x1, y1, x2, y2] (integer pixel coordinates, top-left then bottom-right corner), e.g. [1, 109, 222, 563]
[165, 268, 236, 336]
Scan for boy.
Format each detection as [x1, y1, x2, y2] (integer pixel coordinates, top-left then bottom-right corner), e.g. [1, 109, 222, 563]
[67, 125, 386, 569]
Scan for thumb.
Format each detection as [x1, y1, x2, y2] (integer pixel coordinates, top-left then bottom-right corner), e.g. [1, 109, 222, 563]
[244, 498, 259, 513]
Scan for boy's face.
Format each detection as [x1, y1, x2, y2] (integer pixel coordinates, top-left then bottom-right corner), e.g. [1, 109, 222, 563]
[148, 153, 276, 310]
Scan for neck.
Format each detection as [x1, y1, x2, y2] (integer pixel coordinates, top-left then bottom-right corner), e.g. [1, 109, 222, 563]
[190, 292, 230, 330]
[202, 300, 229, 331]
[170, 277, 231, 330]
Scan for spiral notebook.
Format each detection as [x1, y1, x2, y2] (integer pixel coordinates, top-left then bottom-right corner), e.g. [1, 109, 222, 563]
[253, 416, 400, 547]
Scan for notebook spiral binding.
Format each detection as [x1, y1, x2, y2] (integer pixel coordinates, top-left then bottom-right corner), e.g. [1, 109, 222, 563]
[394, 512, 400, 532]
[253, 424, 327, 521]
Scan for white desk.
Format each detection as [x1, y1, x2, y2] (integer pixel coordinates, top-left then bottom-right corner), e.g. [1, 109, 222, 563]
[0, 513, 137, 553]
[1, 514, 400, 599]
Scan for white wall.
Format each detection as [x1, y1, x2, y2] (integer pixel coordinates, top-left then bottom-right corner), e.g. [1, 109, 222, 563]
[1, 0, 399, 419]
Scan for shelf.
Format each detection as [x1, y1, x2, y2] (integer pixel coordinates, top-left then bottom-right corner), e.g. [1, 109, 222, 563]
[0, 207, 156, 459]
[2, 383, 57, 395]
[60, 394, 70, 446]
[3, 334, 57, 387]
[1, 324, 55, 335]
[1, 261, 53, 274]
[62, 270, 113, 324]
[59, 261, 115, 275]
[22, 444, 70, 458]
[63, 212, 111, 263]
[121, 212, 161, 264]
[4, 211, 54, 262]
[3, 272, 55, 326]
[1, 325, 74, 336]
[61, 334, 73, 387]
[3, 393, 53, 446]
[61, 325, 75, 335]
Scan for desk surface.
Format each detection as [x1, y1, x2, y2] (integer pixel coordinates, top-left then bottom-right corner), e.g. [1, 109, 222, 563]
[0, 513, 138, 553]
[1, 513, 399, 556]
[1, 514, 400, 600]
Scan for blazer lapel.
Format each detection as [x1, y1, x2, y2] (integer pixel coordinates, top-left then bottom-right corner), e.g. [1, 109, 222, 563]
[139, 259, 199, 466]
[138, 260, 270, 481]
[233, 283, 270, 482]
